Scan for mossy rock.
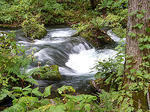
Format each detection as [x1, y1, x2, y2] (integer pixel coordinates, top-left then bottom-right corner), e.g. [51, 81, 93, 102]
[31, 65, 61, 81]
[79, 28, 115, 47]
[21, 17, 47, 39]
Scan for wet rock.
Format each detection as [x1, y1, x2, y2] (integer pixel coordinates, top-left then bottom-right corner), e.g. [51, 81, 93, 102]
[92, 28, 115, 47]
[31, 65, 61, 81]
[77, 27, 115, 48]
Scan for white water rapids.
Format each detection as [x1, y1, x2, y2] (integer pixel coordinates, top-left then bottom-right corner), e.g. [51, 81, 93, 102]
[0, 26, 121, 92]
[18, 27, 118, 75]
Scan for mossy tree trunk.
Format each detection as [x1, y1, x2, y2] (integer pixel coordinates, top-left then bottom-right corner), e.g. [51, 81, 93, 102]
[124, 0, 150, 110]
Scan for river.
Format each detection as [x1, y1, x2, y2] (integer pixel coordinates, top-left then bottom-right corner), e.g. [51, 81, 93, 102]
[0, 25, 120, 93]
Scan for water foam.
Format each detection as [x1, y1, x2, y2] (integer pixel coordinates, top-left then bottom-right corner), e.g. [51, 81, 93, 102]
[107, 30, 121, 42]
[34, 48, 53, 61]
[50, 29, 76, 37]
[65, 49, 117, 75]
[66, 49, 98, 74]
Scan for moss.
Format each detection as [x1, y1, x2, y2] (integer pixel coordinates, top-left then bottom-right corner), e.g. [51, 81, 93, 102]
[21, 17, 47, 39]
[31, 65, 61, 81]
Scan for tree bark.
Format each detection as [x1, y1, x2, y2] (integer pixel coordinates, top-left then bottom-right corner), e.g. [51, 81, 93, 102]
[125, 0, 150, 110]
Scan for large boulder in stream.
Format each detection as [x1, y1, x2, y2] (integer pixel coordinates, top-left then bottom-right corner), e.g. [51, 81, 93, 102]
[31, 65, 61, 81]
[75, 26, 115, 48]
[22, 17, 47, 39]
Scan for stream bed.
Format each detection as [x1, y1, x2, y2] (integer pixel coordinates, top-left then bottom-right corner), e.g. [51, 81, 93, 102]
[0, 26, 119, 93]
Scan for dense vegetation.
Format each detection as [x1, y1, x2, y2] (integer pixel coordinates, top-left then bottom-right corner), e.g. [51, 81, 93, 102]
[0, 0, 150, 111]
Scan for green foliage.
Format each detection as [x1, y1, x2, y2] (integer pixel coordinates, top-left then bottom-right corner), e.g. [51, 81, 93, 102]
[0, 0, 65, 25]
[57, 86, 75, 94]
[92, 13, 124, 30]
[3, 85, 98, 112]
[112, 27, 127, 38]
[62, 94, 97, 112]
[93, 40, 136, 111]
[0, 32, 37, 102]
[72, 9, 127, 47]
[40, 0, 65, 24]
[43, 86, 52, 97]
[97, 0, 128, 13]
[21, 16, 47, 39]
[95, 40, 125, 87]
[3, 85, 52, 112]
[92, 8, 150, 111]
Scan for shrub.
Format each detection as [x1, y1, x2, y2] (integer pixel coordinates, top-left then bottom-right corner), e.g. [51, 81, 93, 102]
[3, 85, 98, 112]
[0, 32, 37, 102]
[0, 0, 65, 25]
[22, 16, 47, 39]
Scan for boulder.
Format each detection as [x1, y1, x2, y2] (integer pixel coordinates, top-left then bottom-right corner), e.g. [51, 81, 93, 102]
[31, 65, 61, 81]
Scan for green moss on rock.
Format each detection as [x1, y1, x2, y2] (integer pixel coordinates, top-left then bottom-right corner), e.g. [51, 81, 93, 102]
[31, 65, 61, 81]
[21, 17, 47, 39]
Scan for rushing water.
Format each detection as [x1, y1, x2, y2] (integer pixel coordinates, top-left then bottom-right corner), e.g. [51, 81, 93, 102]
[0, 26, 120, 93]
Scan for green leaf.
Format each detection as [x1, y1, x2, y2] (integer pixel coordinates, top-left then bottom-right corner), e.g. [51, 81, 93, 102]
[118, 96, 123, 103]
[131, 76, 135, 81]
[133, 23, 143, 29]
[57, 86, 75, 94]
[130, 69, 136, 74]
[137, 109, 143, 112]
[136, 14, 144, 19]
[40, 99, 50, 105]
[84, 104, 91, 112]
[97, 36, 104, 39]
[32, 87, 43, 97]
[48, 105, 65, 112]
[144, 74, 150, 79]
[12, 87, 23, 92]
[146, 27, 150, 33]
[43, 85, 52, 97]
[129, 10, 138, 16]
[0, 89, 10, 100]
[25, 78, 38, 85]
[128, 32, 136, 37]
[138, 82, 143, 86]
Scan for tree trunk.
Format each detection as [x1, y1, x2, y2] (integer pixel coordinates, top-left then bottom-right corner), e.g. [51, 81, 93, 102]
[125, 0, 150, 110]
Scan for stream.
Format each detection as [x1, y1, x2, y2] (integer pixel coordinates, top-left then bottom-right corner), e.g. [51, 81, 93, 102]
[0, 26, 120, 93]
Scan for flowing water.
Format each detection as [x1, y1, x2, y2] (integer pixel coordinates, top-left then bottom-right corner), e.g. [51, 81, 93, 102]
[0, 26, 120, 93]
